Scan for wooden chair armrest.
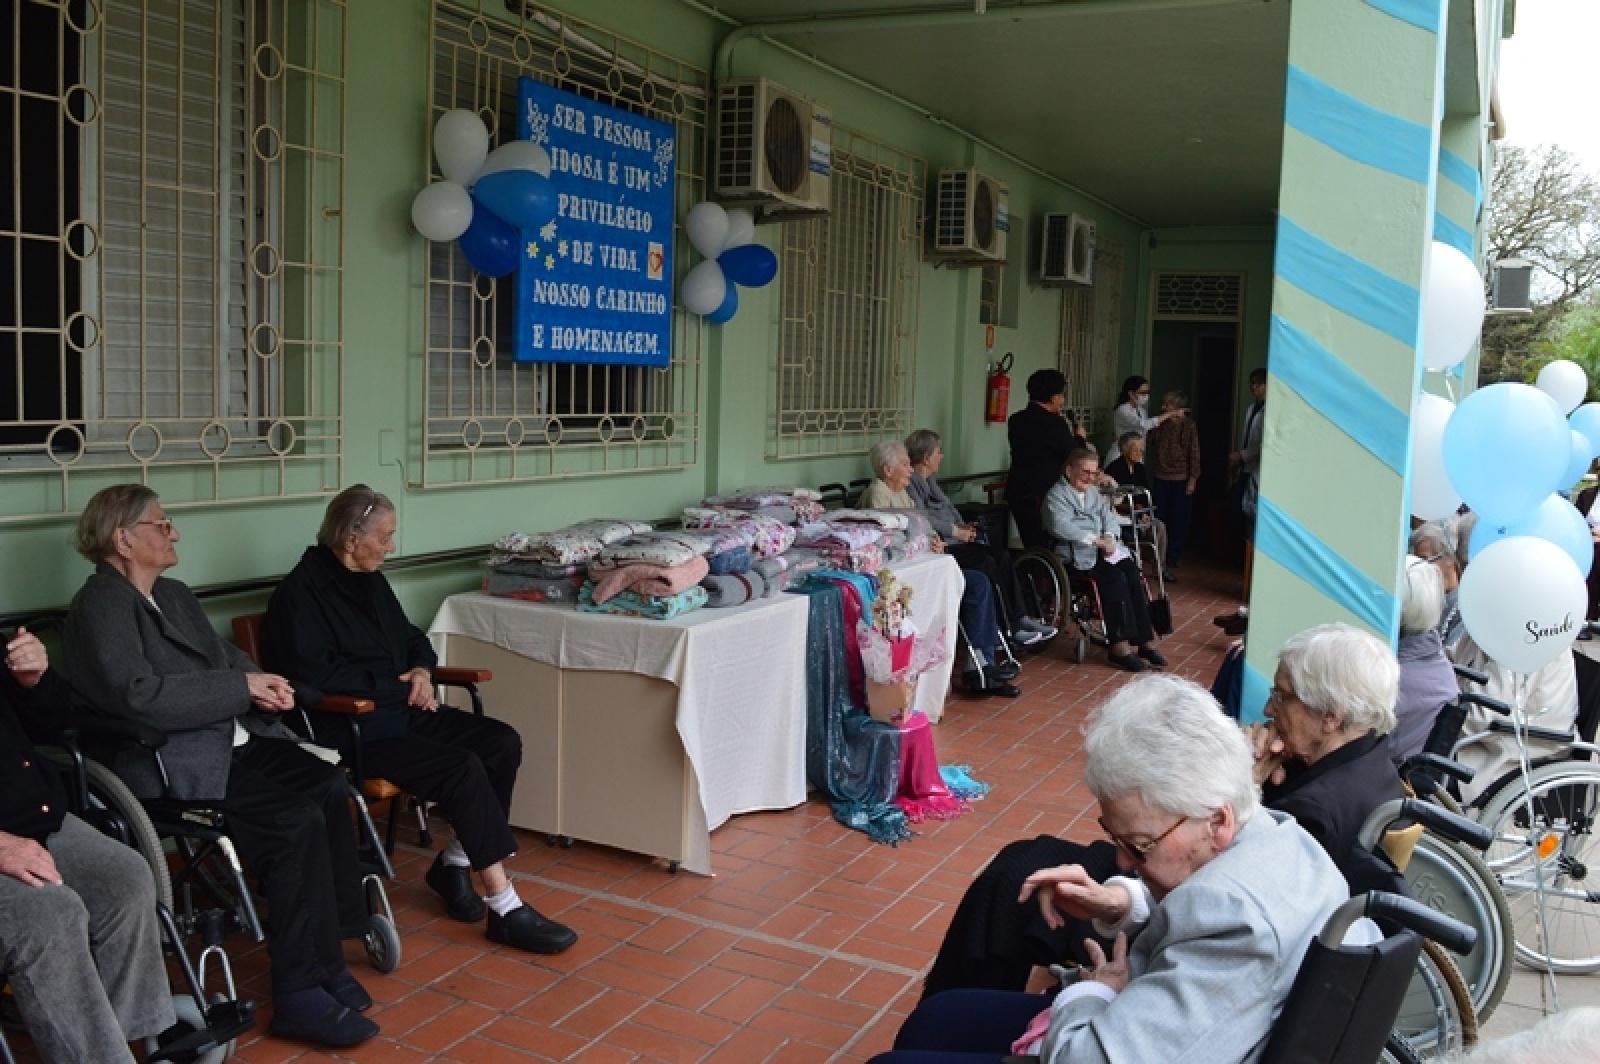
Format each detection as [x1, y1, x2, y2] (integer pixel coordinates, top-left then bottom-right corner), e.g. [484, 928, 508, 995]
[434, 667, 492, 685]
[316, 695, 376, 715]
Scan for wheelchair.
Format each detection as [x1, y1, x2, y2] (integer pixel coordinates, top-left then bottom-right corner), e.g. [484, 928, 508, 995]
[1, 729, 258, 1064]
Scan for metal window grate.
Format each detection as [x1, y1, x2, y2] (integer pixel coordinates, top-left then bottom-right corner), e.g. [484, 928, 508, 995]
[418, 0, 704, 488]
[771, 129, 923, 460]
[0, 0, 346, 522]
[1058, 238, 1124, 435]
[1154, 271, 1242, 320]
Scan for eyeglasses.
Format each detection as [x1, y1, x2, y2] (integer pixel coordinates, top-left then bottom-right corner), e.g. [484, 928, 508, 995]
[131, 518, 174, 536]
[1098, 814, 1192, 864]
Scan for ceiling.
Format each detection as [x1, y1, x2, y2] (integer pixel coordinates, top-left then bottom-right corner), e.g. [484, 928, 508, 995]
[699, 0, 1484, 229]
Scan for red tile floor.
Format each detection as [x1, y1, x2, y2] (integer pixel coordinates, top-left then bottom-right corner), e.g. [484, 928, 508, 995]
[13, 564, 1249, 1063]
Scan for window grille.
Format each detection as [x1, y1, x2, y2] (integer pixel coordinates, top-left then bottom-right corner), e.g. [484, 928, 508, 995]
[1058, 238, 1123, 435]
[0, 0, 346, 521]
[1154, 271, 1243, 320]
[418, 0, 704, 488]
[771, 129, 924, 460]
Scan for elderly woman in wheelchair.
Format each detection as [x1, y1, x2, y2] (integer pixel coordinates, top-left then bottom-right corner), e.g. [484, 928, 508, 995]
[1042, 449, 1165, 673]
[61, 485, 380, 1049]
[873, 675, 1349, 1063]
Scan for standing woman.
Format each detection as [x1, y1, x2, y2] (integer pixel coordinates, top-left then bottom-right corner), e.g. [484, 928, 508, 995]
[1006, 369, 1088, 549]
[1105, 376, 1176, 464]
[1145, 390, 1201, 573]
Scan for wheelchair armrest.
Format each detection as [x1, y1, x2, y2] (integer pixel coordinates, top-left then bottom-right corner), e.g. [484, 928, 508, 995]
[435, 666, 491, 685]
[68, 711, 169, 750]
[1487, 719, 1576, 744]
[1364, 892, 1478, 956]
[1402, 752, 1475, 786]
[1452, 662, 1490, 686]
[314, 695, 377, 716]
[1459, 691, 1512, 716]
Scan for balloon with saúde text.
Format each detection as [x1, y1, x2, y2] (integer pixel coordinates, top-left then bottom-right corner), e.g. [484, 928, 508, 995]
[1442, 382, 1568, 523]
[704, 283, 739, 325]
[457, 195, 520, 277]
[1409, 392, 1461, 520]
[685, 202, 729, 260]
[410, 181, 473, 242]
[1537, 359, 1590, 415]
[475, 139, 552, 180]
[433, 109, 489, 185]
[470, 169, 554, 231]
[681, 259, 727, 316]
[1565, 428, 1595, 492]
[722, 209, 757, 253]
[1468, 493, 1593, 578]
[1421, 240, 1487, 372]
[1572, 402, 1600, 457]
[718, 243, 778, 288]
[1457, 535, 1587, 674]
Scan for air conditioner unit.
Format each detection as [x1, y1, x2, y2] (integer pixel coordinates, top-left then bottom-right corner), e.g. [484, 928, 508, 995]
[1040, 212, 1095, 285]
[1489, 257, 1533, 316]
[715, 77, 831, 217]
[931, 168, 1008, 264]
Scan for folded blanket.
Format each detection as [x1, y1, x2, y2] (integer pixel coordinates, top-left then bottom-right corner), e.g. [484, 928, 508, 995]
[795, 521, 883, 551]
[495, 520, 653, 566]
[779, 548, 831, 577]
[589, 555, 710, 604]
[701, 569, 788, 607]
[752, 554, 789, 581]
[827, 509, 910, 530]
[483, 570, 584, 602]
[486, 557, 586, 580]
[682, 508, 794, 557]
[702, 485, 823, 507]
[811, 542, 885, 574]
[577, 581, 708, 620]
[881, 533, 929, 565]
[671, 527, 749, 556]
[593, 531, 709, 569]
[705, 545, 753, 575]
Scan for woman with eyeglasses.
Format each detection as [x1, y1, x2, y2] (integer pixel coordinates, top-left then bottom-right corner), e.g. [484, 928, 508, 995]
[873, 674, 1347, 1064]
[260, 485, 577, 956]
[62, 484, 380, 1048]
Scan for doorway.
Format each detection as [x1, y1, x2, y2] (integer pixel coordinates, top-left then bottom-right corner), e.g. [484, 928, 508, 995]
[1148, 321, 1240, 561]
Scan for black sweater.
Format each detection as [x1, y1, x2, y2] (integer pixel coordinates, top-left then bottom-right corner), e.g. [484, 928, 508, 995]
[1, 669, 72, 841]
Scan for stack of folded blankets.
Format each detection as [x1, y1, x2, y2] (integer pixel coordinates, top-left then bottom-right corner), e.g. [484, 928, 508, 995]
[579, 531, 711, 619]
[699, 486, 825, 527]
[681, 506, 797, 557]
[793, 510, 932, 573]
[486, 520, 652, 602]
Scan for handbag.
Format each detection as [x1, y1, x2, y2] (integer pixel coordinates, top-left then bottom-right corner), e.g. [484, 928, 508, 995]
[1149, 594, 1174, 636]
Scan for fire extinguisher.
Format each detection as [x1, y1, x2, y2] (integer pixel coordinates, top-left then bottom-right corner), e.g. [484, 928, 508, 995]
[985, 352, 1014, 424]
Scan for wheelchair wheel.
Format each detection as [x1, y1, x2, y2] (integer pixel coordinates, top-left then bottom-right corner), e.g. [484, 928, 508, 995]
[1393, 938, 1475, 1056]
[81, 758, 175, 914]
[364, 914, 402, 973]
[1477, 762, 1600, 973]
[1380, 1032, 1423, 1064]
[1402, 834, 1513, 1021]
[1072, 634, 1087, 665]
[1012, 549, 1069, 634]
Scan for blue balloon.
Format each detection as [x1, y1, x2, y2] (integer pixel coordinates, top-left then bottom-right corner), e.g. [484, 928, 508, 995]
[1572, 402, 1600, 457]
[471, 169, 555, 231]
[1442, 382, 1569, 524]
[1564, 428, 1595, 491]
[704, 283, 739, 325]
[1470, 493, 1593, 578]
[718, 243, 778, 288]
[457, 196, 520, 277]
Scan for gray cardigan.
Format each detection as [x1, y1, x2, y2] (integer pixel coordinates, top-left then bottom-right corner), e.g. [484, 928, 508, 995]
[907, 471, 962, 539]
[63, 563, 295, 800]
[1042, 478, 1119, 569]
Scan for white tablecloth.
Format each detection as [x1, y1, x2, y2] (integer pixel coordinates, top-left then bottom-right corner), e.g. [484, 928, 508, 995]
[894, 553, 965, 722]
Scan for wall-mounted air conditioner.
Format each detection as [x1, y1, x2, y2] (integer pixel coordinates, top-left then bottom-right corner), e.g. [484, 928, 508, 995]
[715, 77, 831, 217]
[930, 168, 1008, 265]
[1040, 212, 1095, 285]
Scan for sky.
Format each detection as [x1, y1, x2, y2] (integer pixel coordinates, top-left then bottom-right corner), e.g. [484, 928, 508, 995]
[1495, 0, 1600, 176]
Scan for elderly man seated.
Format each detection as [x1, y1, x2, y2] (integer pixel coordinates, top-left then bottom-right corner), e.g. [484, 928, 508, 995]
[62, 485, 379, 1049]
[1044, 448, 1165, 672]
[1, 627, 177, 1063]
[876, 674, 1348, 1063]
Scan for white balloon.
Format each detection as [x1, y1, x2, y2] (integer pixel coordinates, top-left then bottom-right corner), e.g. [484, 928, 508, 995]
[475, 139, 551, 181]
[410, 181, 473, 242]
[1458, 536, 1587, 674]
[433, 109, 489, 186]
[1409, 392, 1461, 520]
[1421, 241, 1487, 372]
[681, 260, 727, 316]
[686, 202, 730, 260]
[722, 208, 757, 252]
[1536, 359, 1590, 414]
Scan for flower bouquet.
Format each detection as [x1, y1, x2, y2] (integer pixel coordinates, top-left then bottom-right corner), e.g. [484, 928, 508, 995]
[856, 569, 947, 724]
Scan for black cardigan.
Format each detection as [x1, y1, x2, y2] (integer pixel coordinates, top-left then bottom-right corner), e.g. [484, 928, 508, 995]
[261, 545, 436, 741]
[1, 669, 72, 841]
[1006, 403, 1087, 504]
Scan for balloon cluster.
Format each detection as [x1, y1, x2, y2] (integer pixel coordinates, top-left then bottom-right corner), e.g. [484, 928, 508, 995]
[410, 110, 555, 277]
[680, 202, 777, 325]
[1404, 241, 1598, 674]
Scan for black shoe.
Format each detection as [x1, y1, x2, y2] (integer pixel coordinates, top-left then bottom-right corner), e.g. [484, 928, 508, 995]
[269, 1002, 379, 1048]
[1108, 652, 1147, 673]
[993, 659, 1022, 682]
[1163, 571, 1178, 584]
[426, 854, 486, 923]
[487, 904, 578, 955]
[1138, 645, 1169, 668]
[1221, 616, 1249, 637]
[323, 969, 372, 1013]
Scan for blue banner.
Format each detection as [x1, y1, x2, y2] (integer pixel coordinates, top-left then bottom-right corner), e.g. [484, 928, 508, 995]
[514, 78, 676, 366]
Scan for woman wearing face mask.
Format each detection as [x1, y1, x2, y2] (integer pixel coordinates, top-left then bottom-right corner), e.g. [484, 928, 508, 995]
[1105, 377, 1178, 465]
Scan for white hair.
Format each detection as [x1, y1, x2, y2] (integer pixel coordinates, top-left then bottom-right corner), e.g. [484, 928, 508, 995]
[1083, 674, 1259, 826]
[1276, 623, 1398, 736]
[869, 439, 908, 477]
[1459, 1007, 1600, 1063]
[1399, 554, 1445, 635]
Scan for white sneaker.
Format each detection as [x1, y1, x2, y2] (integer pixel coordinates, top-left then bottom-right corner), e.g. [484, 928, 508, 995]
[1019, 616, 1059, 640]
[1010, 628, 1046, 648]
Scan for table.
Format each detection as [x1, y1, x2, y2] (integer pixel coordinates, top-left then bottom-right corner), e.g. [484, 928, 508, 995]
[426, 553, 964, 873]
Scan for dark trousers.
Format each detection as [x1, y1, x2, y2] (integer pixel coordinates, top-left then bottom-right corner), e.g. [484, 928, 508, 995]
[1151, 477, 1193, 566]
[1078, 556, 1155, 646]
[948, 540, 1024, 628]
[358, 708, 523, 870]
[868, 989, 1051, 1063]
[959, 572, 1001, 660]
[221, 737, 367, 996]
[1008, 494, 1049, 551]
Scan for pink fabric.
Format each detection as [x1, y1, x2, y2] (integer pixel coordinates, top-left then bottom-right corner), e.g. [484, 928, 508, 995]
[826, 577, 868, 710]
[894, 711, 968, 822]
[589, 555, 710, 605]
[1011, 1005, 1053, 1056]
